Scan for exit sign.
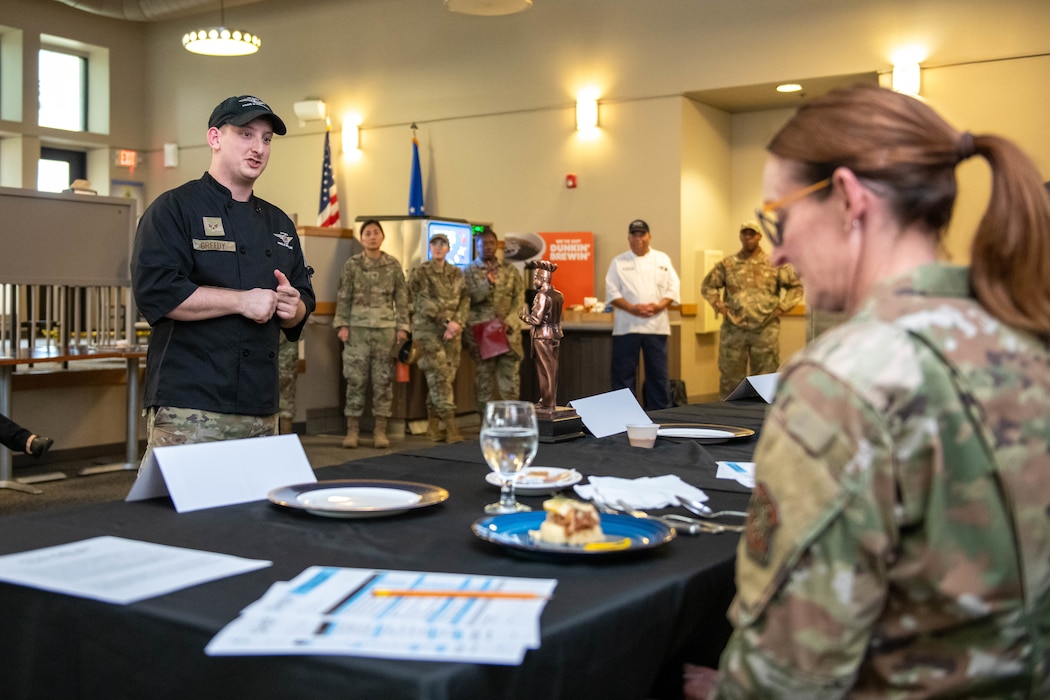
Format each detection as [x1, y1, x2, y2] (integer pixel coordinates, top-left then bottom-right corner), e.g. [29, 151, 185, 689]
[117, 149, 137, 167]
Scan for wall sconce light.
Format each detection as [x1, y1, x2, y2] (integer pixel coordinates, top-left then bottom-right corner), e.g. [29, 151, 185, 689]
[343, 121, 360, 151]
[892, 62, 921, 96]
[576, 95, 598, 131]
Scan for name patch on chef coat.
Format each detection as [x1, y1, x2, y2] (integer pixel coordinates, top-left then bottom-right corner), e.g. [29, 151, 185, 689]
[203, 217, 226, 236]
[193, 239, 237, 252]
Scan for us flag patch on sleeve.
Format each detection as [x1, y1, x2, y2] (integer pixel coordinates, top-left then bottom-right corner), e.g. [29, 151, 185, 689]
[746, 481, 779, 565]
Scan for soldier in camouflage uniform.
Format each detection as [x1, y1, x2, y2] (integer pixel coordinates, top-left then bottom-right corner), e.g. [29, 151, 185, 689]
[277, 334, 298, 434]
[408, 233, 470, 443]
[691, 85, 1050, 699]
[333, 219, 410, 449]
[463, 227, 525, 416]
[700, 221, 802, 399]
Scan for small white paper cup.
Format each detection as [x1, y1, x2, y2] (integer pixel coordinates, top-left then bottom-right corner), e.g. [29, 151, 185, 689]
[626, 423, 659, 448]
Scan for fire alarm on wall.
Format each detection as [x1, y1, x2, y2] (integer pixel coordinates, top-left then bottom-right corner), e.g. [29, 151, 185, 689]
[566, 173, 577, 189]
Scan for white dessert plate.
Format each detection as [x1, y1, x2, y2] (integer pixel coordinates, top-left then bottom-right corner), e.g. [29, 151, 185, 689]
[268, 479, 449, 518]
[485, 466, 582, 494]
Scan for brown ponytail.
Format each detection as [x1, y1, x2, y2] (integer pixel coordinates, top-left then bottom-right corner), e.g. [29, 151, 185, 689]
[968, 135, 1050, 336]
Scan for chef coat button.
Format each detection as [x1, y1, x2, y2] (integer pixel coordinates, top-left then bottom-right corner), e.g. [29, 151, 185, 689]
[265, 249, 272, 257]
[242, 349, 250, 357]
[268, 351, 275, 358]
[240, 246, 247, 254]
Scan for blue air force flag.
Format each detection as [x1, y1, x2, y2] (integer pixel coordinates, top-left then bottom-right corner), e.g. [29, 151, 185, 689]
[409, 134, 425, 216]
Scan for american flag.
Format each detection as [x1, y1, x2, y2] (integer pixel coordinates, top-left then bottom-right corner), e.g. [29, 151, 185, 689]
[316, 129, 340, 227]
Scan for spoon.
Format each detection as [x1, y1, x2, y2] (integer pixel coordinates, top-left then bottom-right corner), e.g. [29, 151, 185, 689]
[676, 496, 748, 519]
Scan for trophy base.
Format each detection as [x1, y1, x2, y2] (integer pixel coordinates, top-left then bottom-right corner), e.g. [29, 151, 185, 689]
[536, 406, 585, 443]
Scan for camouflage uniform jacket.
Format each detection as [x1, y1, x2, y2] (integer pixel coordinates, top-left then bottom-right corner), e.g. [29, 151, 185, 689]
[716, 263, 1050, 699]
[408, 260, 469, 338]
[463, 258, 525, 356]
[701, 248, 802, 330]
[332, 251, 409, 332]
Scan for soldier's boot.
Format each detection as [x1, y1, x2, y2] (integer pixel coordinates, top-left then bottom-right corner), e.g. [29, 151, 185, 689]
[426, 412, 444, 441]
[373, 416, 390, 449]
[444, 412, 464, 444]
[341, 417, 359, 449]
[279, 416, 293, 435]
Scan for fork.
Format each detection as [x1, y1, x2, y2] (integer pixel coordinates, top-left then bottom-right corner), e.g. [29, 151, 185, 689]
[615, 500, 744, 535]
[592, 496, 701, 536]
[676, 496, 748, 519]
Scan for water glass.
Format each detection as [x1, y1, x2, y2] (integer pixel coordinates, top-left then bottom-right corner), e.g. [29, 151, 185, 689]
[480, 401, 538, 514]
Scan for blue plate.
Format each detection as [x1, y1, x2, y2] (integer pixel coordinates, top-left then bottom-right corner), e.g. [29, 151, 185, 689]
[472, 511, 675, 557]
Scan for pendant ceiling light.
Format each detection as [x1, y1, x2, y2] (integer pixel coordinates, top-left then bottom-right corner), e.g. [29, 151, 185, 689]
[183, 0, 261, 56]
[444, 0, 532, 16]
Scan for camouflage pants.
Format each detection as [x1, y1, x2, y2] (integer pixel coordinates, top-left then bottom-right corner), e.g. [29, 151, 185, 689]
[473, 352, 521, 414]
[139, 406, 277, 470]
[718, 319, 780, 399]
[416, 333, 461, 414]
[342, 326, 397, 417]
[278, 336, 299, 420]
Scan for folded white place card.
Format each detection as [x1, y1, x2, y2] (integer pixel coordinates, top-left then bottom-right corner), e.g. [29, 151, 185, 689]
[126, 434, 316, 513]
[716, 461, 755, 489]
[569, 388, 652, 438]
[725, 372, 779, 403]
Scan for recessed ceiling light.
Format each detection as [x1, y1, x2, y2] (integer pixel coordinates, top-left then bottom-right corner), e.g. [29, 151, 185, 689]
[776, 83, 803, 93]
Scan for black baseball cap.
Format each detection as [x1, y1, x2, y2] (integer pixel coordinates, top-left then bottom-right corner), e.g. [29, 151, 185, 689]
[628, 219, 649, 234]
[208, 95, 287, 135]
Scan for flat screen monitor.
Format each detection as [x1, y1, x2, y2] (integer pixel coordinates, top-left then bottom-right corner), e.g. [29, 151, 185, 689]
[426, 220, 473, 267]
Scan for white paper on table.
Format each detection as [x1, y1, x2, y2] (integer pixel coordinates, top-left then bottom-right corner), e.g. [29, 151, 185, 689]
[569, 388, 652, 438]
[575, 474, 708, 510]
[716, 461, 755, 488]
[207, 566, 556, 665]
[725, 373, 779, 403]
[0, 536, 272, 605]
[127, 434, 316, 513]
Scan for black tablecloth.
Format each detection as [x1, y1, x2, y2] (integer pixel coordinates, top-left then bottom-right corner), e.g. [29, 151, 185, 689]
[0, 401, 767, 700]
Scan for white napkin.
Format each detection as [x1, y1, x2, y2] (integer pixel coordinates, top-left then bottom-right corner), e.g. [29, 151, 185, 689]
[574, 475, 709, 510]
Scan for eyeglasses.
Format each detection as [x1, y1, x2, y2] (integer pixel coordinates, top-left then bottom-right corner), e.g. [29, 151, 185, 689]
[755, 178, 831, 246]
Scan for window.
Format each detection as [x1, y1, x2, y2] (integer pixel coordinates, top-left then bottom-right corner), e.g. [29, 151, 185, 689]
[38, 147, 86, 192]
[39, 47, 87, 131]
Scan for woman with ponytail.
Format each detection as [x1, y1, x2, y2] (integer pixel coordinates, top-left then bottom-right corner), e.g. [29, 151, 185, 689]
[695, 84, 1050, 699]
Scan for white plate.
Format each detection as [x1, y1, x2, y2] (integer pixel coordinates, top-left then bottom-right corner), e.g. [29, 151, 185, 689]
[656, 423, 755, 443]
[658, 428, 735, 438]
[268, 479, 449, 518]
[485, 467, 582, 495]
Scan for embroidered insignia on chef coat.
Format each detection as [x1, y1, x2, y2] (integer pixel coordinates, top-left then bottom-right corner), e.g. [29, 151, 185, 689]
[745, 481, 779, 565]
[273, 231, 294, 250]
[203, 217, 226, 236]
